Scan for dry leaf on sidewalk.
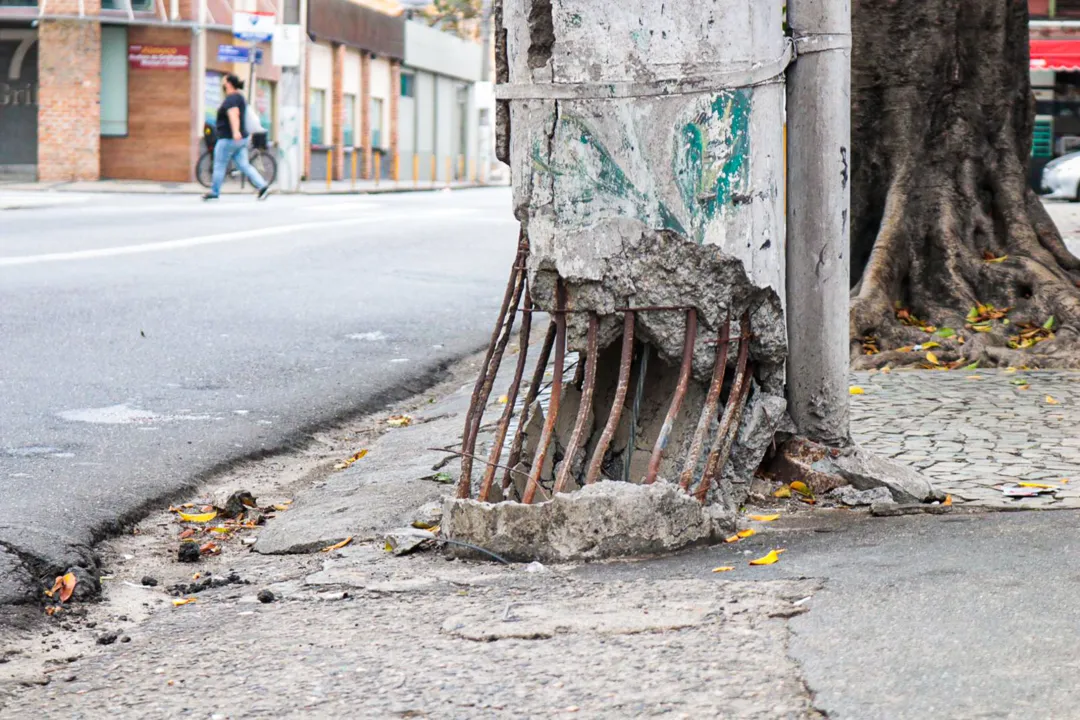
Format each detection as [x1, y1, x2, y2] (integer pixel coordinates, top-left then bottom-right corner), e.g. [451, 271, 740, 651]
[748, 514, 781, 522]
[335, 449, 368, 470]
[172, 598, 196, 607]
[849, 386, 865, 395]
[387, 415, 412, 428]
[749, 549, 786, 566]
[177, 510, 217, 523]
[321, 536, 353, 552]
[711, 566, 735, 573]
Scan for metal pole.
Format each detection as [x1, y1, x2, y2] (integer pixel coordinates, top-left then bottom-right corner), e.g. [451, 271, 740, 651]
[477, 0, 493, 184]
[278, 0, 304, 193]
[785, 0, 852, 446]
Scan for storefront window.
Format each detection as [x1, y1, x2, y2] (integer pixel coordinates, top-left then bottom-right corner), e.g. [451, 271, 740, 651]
[205, 71, 224, 126]
[101, 0, 155, 11]
[1031, 0, 1080, 18]
[371, 97, 383, 149]
[310, 89, 326, 145]
[100, 26, 128, 136]
[344, 94, 356, 147]
[400, 73, 415, 98]
[255, 79, 274, 141]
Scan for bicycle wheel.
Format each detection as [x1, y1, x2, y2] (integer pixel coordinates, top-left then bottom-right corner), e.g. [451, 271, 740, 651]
[251, 150, 278, 187]
[196, 151, 214, 188]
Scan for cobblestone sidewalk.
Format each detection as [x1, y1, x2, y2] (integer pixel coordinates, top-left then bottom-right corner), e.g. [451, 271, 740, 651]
[851, 370, 1080, 508]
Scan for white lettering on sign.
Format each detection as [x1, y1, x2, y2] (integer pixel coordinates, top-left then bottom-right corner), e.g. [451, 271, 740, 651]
[0, 82, 38, 106]
[0, 30, 38, 81]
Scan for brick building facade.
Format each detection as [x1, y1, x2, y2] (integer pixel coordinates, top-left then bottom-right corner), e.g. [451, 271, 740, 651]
[0, 0, 492, 185]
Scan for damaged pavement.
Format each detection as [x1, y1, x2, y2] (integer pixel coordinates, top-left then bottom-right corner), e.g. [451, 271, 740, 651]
[3, 350, 1080, 717]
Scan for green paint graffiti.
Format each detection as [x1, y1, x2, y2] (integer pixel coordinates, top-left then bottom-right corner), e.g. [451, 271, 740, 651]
[531, 113, 686, 236]
[673, 90, 752, 244]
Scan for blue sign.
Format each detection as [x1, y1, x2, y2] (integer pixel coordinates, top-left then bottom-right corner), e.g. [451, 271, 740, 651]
[217, 45, 263, 65]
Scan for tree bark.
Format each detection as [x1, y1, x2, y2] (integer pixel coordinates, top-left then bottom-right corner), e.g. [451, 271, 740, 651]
[850, 0, 1080, 369]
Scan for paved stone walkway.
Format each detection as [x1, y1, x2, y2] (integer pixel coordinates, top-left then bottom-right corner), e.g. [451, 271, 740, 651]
[851, 370, 1080, 508]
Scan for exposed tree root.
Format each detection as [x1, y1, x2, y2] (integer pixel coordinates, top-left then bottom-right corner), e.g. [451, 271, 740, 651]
[850, 0, 1080, 368]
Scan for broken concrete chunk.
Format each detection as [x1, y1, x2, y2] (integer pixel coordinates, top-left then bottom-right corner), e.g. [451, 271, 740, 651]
[442, 481, 735, 563]
[830, 448, 946, 504]
[827, 485, 895, 507]
[379, 528, 436, 556]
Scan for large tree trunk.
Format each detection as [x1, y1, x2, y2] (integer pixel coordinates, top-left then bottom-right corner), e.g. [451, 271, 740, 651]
[850, 0, 1080, 369]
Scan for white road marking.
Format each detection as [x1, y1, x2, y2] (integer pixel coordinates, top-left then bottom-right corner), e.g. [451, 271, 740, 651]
[0, 210, 470, 268]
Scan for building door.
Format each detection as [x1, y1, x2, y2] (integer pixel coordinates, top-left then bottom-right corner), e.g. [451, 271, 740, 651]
[0, 28, 38, 180]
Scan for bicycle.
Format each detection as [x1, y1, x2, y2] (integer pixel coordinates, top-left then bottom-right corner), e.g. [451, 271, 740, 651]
[196, 131, 278, 190]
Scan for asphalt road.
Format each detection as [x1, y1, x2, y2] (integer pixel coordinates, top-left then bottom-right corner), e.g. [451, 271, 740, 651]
[0, 187, 518, 600]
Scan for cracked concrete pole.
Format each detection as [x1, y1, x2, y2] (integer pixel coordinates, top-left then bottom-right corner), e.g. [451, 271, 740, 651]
[499, 0, 789, 312]
[785, 0, 853, 446]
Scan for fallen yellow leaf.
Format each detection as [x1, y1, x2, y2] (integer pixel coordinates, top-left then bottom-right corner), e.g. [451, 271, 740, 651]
[1005, 367, 1018, 373]
[59, 572, 77, 603]
[386, 415, 412, 428]
[986, 254, 1009, 263]
[45, 606, 59, 616]
[711, 566, 735, 573]
[737, 529, 756, 539]
[773, 486, 792, 498]
[497, 395, 509, 405]
[177, 510, 217, 523]
[849, 386, 865, 395]
[748, 514, 781, 522]
[943, 495, 953, 506]
[749, 549, 786, 566]
[1047, 396, 1060, 405]
[272, 504, 291, 512]
[1063, 479, 1071, 485]
[321, 536, 353, 552]
[790, 481, 813, 497]
[172, 598, 196, 607]
[881, 366, 892, 374]
[926, 352, 940, 365]
[965, 375, 981, 380]
[1018, 482, 1059, 489]
[724, 534, 741, 544]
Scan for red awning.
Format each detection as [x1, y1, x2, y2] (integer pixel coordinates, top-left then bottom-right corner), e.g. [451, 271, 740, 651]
[1031, 39, 1080, 71]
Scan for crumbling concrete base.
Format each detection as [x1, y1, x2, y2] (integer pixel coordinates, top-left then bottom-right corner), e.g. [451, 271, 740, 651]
[769, 437, 945, 504]
[443, 481, 735, 563]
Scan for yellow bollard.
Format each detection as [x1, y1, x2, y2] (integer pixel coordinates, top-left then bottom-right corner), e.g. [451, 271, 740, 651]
[431, 154, 437, 188]
[351, 151, 357, 190]
[374, 153, 381, 187]
[469, 159, 476, 183]
[393, 153, 400, 185]
[458, 155, 465, 181]
[446, 156, 452, 187]
[413, 154, 420, 188]
[326, 150, 333, 192]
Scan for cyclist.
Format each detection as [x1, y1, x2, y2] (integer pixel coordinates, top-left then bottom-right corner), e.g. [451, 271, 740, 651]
[202, 74, 270, 201]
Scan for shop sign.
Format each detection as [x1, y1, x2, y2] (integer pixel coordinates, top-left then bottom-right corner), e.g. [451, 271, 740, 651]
[233, 11, 275, 43]
[128, 45, 191, 70]
[217, 45, 264, 65]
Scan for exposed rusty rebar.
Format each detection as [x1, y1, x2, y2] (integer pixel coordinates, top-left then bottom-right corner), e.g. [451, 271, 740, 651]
[477, 287, 534, 502]
[522, 282, 567, 504]
[583, 311, 635, 485]
[679, 314, 731, 491]
[695, 314, 752, 504]
[456, 239, 527, 499]
[553, 314, 599, 495]
[500, 319, 557, 493]
[645, 308, 698, 484]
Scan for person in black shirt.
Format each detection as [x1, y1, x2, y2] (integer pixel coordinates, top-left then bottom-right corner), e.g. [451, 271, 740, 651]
[203, 74, 270, 201]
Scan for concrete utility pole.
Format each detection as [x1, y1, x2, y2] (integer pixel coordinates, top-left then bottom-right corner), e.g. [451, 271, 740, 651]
[785, 0, 853, 447]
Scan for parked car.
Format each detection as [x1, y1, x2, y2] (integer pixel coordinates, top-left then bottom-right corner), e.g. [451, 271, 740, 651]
[1041, 150, 1080, 201]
